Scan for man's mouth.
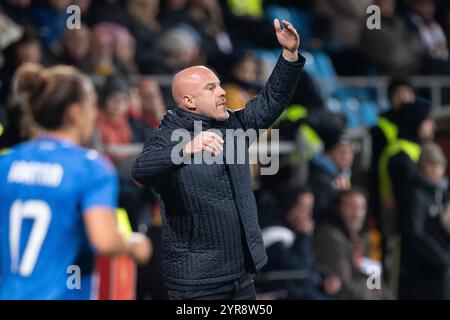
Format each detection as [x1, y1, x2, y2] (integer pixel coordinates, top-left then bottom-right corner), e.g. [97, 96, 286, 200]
[217, 101, 227, 108]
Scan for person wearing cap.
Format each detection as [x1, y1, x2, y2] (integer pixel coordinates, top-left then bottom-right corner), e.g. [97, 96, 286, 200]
[308, 120, 354, 221]
[399, 142, 450, 299]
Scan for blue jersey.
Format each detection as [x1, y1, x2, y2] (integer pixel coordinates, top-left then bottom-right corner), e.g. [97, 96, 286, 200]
[0, 137, 118, 300]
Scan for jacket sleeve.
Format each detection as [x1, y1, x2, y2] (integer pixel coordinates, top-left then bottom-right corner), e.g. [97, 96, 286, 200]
[233, 54, 305, 131]
[131, 129, 185, 186]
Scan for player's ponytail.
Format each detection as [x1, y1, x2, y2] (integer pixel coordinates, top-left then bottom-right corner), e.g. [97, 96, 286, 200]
[13, 63, 88, 130]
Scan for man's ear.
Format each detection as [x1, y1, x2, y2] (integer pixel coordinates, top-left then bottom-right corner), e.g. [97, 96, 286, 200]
[66, 103, 82, 125]
[183, 95, 196, 111]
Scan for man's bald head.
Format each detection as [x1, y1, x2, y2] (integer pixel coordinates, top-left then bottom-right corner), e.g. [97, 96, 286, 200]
[171, 66, 229, 121]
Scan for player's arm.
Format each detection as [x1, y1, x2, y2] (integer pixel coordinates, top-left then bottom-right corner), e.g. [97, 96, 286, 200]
[83, 207, 152, 264]
[82, 154, 152, 264]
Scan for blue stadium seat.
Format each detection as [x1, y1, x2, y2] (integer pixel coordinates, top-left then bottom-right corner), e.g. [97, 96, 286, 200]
[359, 100, 379, 127]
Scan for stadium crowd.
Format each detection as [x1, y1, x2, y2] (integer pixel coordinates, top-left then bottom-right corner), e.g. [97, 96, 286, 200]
[0, 0, 450, 300]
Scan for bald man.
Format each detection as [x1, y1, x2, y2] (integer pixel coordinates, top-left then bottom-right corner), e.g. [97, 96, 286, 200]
[133, 19, 305, 300]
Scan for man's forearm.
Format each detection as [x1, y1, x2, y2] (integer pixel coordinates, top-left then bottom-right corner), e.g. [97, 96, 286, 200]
[132, 143, 181, 186]
[234, 53, 305, 131]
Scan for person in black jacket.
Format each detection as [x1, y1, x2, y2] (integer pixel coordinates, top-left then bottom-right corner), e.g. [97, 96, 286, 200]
[399, 142, 450, 299]
[132, 19, 303, 300]
[384, 98, 436, 234]
[259, 187, 342, 300]
[369, 78, 415, 223]
[369, 78, 415, 267]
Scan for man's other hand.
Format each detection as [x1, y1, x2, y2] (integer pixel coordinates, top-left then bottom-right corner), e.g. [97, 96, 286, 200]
[183, 131, 224, 156]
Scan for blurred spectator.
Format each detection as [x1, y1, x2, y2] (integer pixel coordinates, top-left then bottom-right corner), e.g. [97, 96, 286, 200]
[71, 0, 92, 23]
[314, 188, 390, 299]
[186, 0, 233, 57]
[377, 98, 436, 292]
[96, 75, 153, 147]
[315, 0, 368, 50]
[360, 0, 423, 75]
[126, 0, 165, 73]
[220, 0, 278, 49]
[405, 0, 450, 75]
[399, 142, 450, 299]
[159, 0, 232, 70]
[127, 80, 154, 142]
[96, 75, 154, 231]
[158, 0, 190, 27]
[308, 113, 353, 220]
[1, 29, 42, 104]
[436, 0, 450, 45]
[96, 76, 133, 147]
[369, 78, 416, 233]
[88, 22, 139, 77]
[0, 9, 23, 50]
[0, 29, 43, 149]
[114, 25, 138, 77]
[30, 0, 72, 51]
[128, 80, 144, 120]
[378, 98, 436, 236]
[53, 24, 91, 69]
[157, 26, 205, 73]
[315, 0, 370, 75]
[138, 77, 166, 128]
[223, 50, 260, 110]
[260, 187, 342, 300]
[1, 0, 33, 26]
[85, 0, 129, 27]
[87, 24, 116, 76]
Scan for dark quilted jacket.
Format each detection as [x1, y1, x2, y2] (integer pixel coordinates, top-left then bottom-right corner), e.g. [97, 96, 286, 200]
[132, 55, 305, 286]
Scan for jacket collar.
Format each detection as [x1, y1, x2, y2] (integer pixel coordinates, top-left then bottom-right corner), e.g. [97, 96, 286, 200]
[161, 107, 228, 131]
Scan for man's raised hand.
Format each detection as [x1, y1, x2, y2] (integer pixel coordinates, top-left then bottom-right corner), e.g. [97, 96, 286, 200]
[274, 18, 300, 61]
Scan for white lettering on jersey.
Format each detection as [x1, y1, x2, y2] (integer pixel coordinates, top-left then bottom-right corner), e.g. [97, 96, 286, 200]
[7, 161, 64, 187]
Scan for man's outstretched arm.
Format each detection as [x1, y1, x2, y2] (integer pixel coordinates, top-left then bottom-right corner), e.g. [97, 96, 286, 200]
[234, 19, 305, 131]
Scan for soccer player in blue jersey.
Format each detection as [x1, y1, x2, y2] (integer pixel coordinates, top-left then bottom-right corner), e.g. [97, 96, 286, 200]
[0, 64, 152, 300]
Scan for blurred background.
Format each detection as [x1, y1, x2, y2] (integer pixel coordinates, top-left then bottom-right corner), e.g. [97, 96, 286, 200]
[1, 0, 450, 300]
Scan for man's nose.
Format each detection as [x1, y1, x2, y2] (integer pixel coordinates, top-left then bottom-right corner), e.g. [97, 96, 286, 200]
[218, 86, 226, 96]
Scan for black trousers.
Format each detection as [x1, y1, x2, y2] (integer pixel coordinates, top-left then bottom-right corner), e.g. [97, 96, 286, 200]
[167, 273, 256, 300]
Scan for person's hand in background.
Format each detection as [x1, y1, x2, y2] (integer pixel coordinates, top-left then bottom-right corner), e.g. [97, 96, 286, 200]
[126, 233, 153, 265]
[323, 275, 342, 296]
